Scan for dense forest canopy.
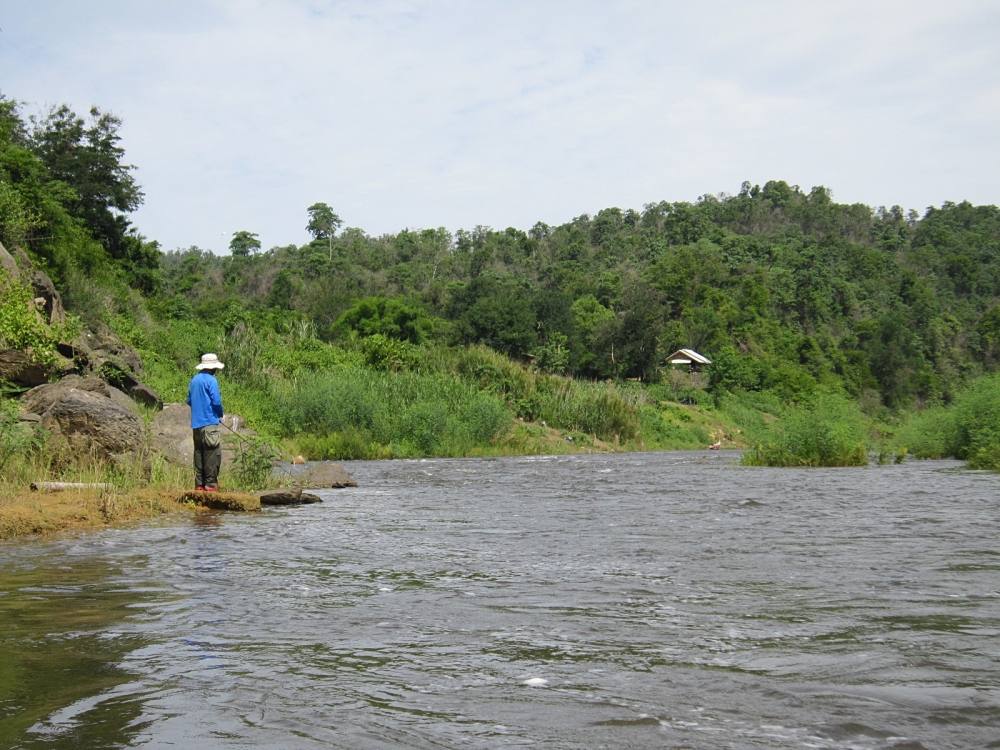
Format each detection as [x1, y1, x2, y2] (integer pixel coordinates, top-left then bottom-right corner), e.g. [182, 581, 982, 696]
[2, 93, 999, 413]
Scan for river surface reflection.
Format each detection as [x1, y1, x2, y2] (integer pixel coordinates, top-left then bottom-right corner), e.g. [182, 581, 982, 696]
[1, 452, 999, 749]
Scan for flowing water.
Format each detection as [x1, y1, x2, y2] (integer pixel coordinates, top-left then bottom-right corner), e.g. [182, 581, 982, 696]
[1, 452, 999, 749]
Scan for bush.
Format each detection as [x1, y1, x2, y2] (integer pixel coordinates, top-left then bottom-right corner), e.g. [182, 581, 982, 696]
[743, 392, 869, 467]
[0, 269, 78, 366]
[0, 397, 43, 479]
[273, 367, 512, 457]
[295, 429, 388, 461]
[894, 374, 1000, 470]
[358, 334, 420, 371]
[893, 405, 956, 459]
[230, 435, 279, 490]
[535, 380, 639, 441]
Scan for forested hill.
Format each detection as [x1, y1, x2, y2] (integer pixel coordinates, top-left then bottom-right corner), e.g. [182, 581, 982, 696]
[3, 94, 1000, 413]
[161, 186, 1000, 409]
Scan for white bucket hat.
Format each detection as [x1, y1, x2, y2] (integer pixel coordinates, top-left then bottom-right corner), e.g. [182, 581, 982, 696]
[196, 353, 225, 370]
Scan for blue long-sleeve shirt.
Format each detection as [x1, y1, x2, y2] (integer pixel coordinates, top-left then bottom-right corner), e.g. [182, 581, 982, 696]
[187, 371, 224, 429]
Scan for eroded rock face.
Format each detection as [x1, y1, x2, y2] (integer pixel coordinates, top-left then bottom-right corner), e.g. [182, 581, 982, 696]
[0, 350, 50, 388]
[130, 383, 162, 408]
[40, 388, 144, 459]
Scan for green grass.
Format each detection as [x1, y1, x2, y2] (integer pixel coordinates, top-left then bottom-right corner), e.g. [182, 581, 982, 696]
[119, 316, 798, 461]
[742, 392, 870, 467]
[894, 373, 1000, 470]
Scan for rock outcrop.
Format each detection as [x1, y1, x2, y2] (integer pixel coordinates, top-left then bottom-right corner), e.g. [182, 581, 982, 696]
[1, 239, 162, 434]
[39, 387, 144, 460]
[0, 349, 51, 388]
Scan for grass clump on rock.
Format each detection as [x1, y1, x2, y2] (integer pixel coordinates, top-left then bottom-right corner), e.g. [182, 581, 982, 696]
[742, 393, 869, 467]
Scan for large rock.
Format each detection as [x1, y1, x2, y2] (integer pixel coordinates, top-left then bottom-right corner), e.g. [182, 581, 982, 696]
[258, 489, 323, 505]
[150, 403, 193, 465]
[150, 403, 247, 466]
[40, 388, 144, 459]
[0, 350, 50, 388]
[278, 462, 358, 489]
[78, 330, 144, 377]
[130, 382, 162, 408]
[22, 375, 116, 414]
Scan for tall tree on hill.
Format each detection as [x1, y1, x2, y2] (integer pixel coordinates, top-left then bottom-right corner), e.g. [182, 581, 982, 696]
[229, 230, 261, 257]
[30, 105, 144, 260]
[306, 202, 342, 260]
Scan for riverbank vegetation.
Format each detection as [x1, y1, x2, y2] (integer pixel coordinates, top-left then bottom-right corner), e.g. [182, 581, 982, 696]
[894, 373, 1000, 471]
[742, 393, 870, 467]
[2, 91, 1000, 486]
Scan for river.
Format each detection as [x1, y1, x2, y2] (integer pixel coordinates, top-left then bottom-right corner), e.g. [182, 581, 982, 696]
[1, 452, 998, 749]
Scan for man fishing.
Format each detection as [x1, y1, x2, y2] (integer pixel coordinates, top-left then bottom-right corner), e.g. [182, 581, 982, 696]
[187, 353, 225, 491]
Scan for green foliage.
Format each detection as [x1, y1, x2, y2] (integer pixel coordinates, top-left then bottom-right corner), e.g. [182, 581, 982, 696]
[333, 296, 436, 343]
[893, 406, 957, 460]
[272, 367, 511, 457]
[358, 334, 420, 371]
[0, 398, 43, 478]
[229, 230, 261, 257]
[0, 270, 76, 365]
[532, 331, 570, 374]
[0, 180, 41, 247]
[295, 429, 388, 461]
[896, 374, 1000, 470]
[230, 435, 279, 490]
[743, 392, 870, 467]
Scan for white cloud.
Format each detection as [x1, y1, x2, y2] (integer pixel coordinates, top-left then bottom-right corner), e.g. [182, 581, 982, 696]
[1, 0, 997, 251]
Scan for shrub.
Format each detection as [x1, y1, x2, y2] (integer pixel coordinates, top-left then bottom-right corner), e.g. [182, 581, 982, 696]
[273, 367, 511, 458]
[894, 374, 1000, 470]
[358, 334, 420, 371]
[0, 269, 77, 366]
[894, 405, 956, 459]
[295, 429, 388, 461]
[743, 392, 869, 467]
[0, 398, 43, 479]
[230, 435, 279, 490]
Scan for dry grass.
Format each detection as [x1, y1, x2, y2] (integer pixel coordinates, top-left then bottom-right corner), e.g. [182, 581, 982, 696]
[0, 486, 258, 540]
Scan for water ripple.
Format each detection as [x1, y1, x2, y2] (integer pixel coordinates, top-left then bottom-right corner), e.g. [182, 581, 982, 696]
[1, 453, 998, 749]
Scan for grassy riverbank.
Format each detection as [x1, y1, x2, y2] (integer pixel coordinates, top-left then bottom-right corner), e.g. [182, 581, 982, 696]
[0, 487, 202, 540]
[124, 317, 762, 461]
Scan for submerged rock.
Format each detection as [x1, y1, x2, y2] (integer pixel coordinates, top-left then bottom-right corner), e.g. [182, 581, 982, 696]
[258, 489, 322, 506]
[278, 462, 358, 489]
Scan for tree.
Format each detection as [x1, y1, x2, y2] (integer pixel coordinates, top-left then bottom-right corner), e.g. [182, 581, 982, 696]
[229, 230, 261, 257]
[30, 104, 144, 259]
[306, 202, 342, 260]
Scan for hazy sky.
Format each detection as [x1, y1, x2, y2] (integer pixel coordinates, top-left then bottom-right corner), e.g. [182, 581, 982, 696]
[1, 0, 998, 253]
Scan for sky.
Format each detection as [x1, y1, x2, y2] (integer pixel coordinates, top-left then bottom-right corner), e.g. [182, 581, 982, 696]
[1, 0, 998, 253]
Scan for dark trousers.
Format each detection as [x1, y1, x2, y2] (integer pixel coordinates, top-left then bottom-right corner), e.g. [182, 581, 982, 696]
[193, 425, 222, 488]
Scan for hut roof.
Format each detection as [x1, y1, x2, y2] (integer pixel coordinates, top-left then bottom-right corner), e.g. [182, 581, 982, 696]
[666, 348, 712, 365]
